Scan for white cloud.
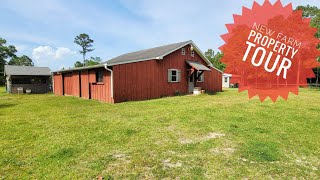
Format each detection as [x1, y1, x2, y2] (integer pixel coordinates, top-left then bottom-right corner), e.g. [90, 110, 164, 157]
[32, 46, 55, 61]
[55, 47, 76, 59]
[32, 46, 77, 68]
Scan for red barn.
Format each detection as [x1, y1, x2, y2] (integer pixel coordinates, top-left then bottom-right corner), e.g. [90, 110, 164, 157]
[53, 40, 222, 103]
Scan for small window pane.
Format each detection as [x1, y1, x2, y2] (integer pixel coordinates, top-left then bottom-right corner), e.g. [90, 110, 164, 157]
[182, 48, 186, 55]
[197, 71, 204, 82]
[96, 71, 103, 82]
[224, 77, 228, 82]
[172, 76, 177, 82]
[168, 69, 180, 83]
[191, 51, 195, 57]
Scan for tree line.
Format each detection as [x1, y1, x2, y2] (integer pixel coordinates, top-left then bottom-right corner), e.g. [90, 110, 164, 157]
[0, 38, 34, 84]
[296, 5, 320, 86]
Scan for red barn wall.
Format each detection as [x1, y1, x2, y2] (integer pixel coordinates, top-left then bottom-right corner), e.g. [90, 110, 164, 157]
[89, 69, 113, 103]
[197, 68, 223, 92]
[53, 68, 112, 103]
[80, 70, 90, 99]
[53, 73, 63, 95]
[113, 44, 222, 103]
[63, 72, 80, 97]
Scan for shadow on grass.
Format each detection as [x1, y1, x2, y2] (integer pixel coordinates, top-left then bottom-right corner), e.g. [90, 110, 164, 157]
[0, 103, 17, 109]
[240, 141, 281, 162]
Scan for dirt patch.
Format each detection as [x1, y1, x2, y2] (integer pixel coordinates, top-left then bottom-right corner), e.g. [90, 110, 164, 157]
[112, 153, 131, 164]
[203, 133, 225, 140]
[179, 132, 225, 144]
[113, 154, 126, 159]
[179, 139, 195, 144]
[211, 147, 235, 156]
[162, 158, 182, 169]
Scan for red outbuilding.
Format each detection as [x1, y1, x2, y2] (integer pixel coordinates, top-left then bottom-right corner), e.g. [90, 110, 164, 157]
[53, 40, 223, 103]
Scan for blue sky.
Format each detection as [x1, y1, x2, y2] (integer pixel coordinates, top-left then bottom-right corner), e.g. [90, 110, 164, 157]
[1, 0, 319, 70]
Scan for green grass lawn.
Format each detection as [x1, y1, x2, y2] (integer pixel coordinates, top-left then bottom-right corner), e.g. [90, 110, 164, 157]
[0, 87, 320, 179]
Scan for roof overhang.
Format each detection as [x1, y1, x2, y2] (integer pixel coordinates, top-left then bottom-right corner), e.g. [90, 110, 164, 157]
[186, 60, 211, 71]
[52, 64, 105, 73]
[7, 74, 51, 76]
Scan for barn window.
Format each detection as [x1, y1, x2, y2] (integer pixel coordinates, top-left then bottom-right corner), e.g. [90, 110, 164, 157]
[197, 71, 204, 82]
[191, 50, 195, 57]
[224, 77, 228, 82]
[168, 69, 181, 83]
[181, 48, 186, 55]
[96, 71, 104, 83]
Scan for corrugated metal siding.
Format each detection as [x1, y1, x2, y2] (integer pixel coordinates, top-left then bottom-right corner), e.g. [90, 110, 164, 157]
[113, 44, 222, 103]
[53, 73, 63, 95]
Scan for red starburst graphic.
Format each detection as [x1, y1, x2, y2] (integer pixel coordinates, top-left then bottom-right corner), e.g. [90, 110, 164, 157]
[219, 0, 320, 102]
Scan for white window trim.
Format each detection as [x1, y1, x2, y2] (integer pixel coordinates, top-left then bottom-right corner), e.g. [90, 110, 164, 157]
[168, 69, 181, 83]
[197, 71, 204, 82]
[181, 48, 186, 55]
[191, 50, 195, 57]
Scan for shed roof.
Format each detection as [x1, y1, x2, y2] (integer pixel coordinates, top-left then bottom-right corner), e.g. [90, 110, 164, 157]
[4, 65, 51, 76]
[186, 60, 211, 71]
[105, 40, 200, 66]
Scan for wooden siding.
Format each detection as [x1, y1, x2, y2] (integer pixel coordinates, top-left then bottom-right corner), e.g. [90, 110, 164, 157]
[53, 68, 113, 103]
[63, 72, 80, 97]
[113, 44, 222, 103]
[89, 70, 112, 102]
[53, 73, 63, 95]
[196, 69, 223, 92]
[80, 70, 90, 99]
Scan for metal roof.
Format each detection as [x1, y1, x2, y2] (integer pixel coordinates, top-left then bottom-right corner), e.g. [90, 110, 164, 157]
[53, 40, 223, 73]
[52, 64, 105, 73]
[4, 65, 51, 76]
[105, 40, 194, 66]
[186, 60, 211, 71]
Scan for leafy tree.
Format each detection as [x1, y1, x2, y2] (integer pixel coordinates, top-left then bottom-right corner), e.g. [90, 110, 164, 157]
[0, 38, 17, 84]
[205, 49, 226, 71]
[85, 56, 102, 66]
[8, 55, 34, 66]
[296, 5, 320, 86]
[74, 57, 102, 68]
[74, 61, 84, 68]
[74, 33, 94, 66]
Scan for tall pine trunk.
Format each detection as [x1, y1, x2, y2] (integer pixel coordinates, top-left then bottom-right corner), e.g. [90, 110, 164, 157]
[83, 54, 85, 67]
[82, 48, 86, 67]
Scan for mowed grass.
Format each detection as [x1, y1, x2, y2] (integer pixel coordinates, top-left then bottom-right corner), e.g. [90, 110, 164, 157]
[0, 87, 320, 179]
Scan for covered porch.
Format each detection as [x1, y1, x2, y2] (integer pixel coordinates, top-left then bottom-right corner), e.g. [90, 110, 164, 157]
[186, 60, 211, 93]
[7, 75, 52, 94]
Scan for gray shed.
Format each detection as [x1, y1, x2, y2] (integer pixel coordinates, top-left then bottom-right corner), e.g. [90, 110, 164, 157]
[4, 65, 52, 94]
